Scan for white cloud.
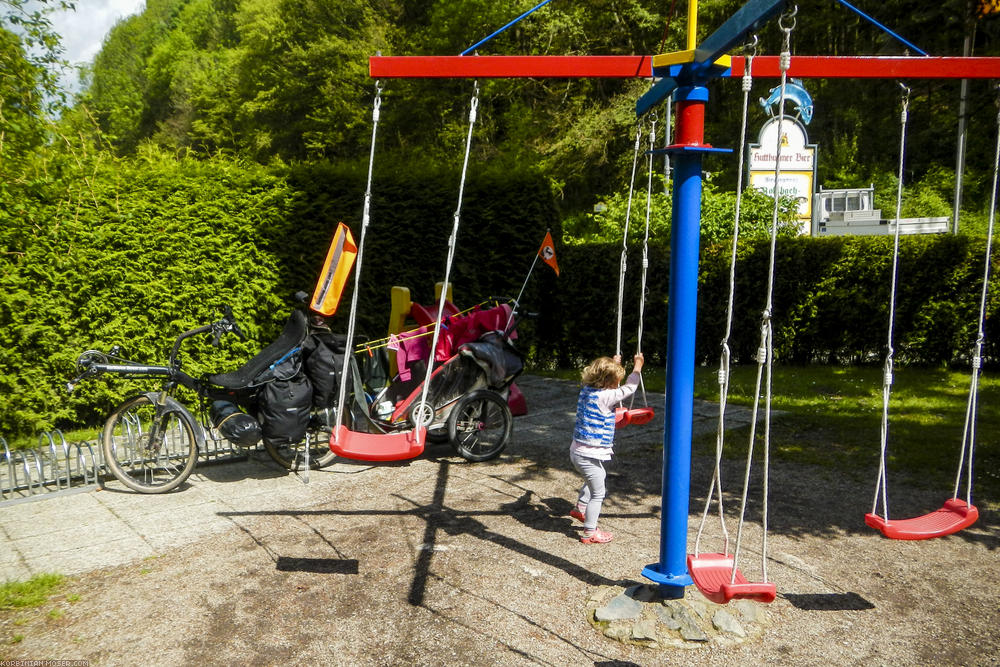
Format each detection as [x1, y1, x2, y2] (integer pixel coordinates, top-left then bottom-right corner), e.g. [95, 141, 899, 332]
[24, 0, 147, 92]
[47, 0, 146, 66]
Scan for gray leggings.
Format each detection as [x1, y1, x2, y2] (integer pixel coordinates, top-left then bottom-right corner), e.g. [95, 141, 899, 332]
[570, 449, 607, 531]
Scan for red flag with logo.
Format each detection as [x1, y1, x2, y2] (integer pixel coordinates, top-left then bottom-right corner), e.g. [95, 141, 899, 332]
[538, 231, 559, 276]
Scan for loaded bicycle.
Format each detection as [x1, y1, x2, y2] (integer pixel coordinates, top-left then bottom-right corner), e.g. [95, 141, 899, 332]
[68, 305, 345, 493]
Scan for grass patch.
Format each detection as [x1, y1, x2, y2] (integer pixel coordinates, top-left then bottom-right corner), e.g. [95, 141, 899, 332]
[692, 365, 999, 500]
[0, 574, 65, 610]
[530, 363, 1000, 501]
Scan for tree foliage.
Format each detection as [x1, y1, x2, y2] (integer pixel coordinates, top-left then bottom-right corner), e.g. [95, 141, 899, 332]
[4, 0, 1000, 439]
[73, 0, 1000, 217]
[0, 0, 74, 173]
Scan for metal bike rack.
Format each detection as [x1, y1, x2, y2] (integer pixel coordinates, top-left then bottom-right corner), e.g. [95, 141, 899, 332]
[1, 427, 250, 503]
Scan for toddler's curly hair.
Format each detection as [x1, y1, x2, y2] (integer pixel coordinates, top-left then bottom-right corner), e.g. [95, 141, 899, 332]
[581, 356, 625, 389]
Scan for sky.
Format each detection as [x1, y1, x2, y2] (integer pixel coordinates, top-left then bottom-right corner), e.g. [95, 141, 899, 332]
[29, 0, 147, 91]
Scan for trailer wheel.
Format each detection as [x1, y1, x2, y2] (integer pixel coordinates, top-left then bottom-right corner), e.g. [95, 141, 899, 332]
[447, 390, 512, 462]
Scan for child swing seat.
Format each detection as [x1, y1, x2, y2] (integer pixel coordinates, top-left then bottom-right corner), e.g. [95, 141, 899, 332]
[686, 553, 776, 604]
[331, 424, 426, 462]
[615, 405, 655, 428]
[865, 498, 978, 541]
[688, 44, 785, 608]
[611, 118, 656, 430]
[866, 85, 988, 542]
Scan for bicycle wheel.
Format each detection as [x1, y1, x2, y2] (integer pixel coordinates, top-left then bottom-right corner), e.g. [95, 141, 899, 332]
[102, 394, 198, 493]
[447, 390, 512, 462]
[262, 406, 345, 470]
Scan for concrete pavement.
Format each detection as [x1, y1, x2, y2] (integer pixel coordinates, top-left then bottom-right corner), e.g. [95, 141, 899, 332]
[0, 374, 755, 582]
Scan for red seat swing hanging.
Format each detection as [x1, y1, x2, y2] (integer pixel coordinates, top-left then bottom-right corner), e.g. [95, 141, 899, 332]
[613, 115, 656, 429]
[687, 37, 788, 606]
[865, 84, 994, 541]
[329, 81, 481, 462]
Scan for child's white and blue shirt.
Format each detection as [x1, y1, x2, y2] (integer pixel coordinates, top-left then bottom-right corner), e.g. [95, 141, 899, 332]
[570, 372, 641, 461]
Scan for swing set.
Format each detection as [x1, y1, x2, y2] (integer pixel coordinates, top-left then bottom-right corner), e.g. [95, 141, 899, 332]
[327, 82, 528, 464]
[336, 0, 1000, 599]
[863, 82, 998, 541]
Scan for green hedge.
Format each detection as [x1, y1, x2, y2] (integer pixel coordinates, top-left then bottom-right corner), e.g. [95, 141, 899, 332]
[0, 151, 560, 437]
[280, 159, 561, 338]
[2, 148, 997, 439]
[544, 235, 1000, 369]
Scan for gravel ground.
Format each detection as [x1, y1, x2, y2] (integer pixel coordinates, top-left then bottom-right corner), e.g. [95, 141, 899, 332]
[1, 376, 997, 666]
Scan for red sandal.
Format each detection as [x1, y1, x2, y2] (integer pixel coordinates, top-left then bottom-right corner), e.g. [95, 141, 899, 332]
[580, 528, 613, 544]
[569, 508, 585, 522]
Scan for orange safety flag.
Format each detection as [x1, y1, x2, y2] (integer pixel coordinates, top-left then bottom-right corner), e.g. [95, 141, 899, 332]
[978, 0, 1000, 16]
[538, 230, 560, 276]
[311, 222, 358, 316]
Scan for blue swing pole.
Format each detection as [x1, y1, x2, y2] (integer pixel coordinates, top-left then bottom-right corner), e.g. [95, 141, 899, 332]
[638, 0, 787, 599]
[641, 85, 731, 597]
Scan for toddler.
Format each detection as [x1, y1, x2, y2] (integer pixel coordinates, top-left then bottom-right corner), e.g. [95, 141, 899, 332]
[569, 352, 644, 543]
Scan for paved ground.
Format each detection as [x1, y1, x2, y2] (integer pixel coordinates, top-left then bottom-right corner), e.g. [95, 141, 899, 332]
[1, 375, 997, 666]
[0, 375, 751, 582]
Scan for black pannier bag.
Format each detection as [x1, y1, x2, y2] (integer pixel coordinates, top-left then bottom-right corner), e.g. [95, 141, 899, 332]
[210, 400, 263, 448]
[303, 331, 346, 410]
[361, 344, 390, 391]
[259, 373, 313, 446]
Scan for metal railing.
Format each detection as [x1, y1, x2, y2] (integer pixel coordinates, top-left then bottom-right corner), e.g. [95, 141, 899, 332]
[1, 428, 247, 503]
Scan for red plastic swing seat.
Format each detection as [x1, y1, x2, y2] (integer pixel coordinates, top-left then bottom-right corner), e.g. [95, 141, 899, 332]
[614, 406, 656, 428]
[864, 498, 979, 541]
[330, 425, 426, 462]
[687, 553, 777, 605]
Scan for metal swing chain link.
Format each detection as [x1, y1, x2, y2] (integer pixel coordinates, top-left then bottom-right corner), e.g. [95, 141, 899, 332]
[696, 37, 758, 558]
[734, 6, 796, 586]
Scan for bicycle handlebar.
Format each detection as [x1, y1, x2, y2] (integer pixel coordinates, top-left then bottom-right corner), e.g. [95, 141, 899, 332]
[68, 304, 245, 393]
[215, 304, 247, 345]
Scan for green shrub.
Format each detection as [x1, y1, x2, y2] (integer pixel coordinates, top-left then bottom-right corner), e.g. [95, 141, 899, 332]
[551, 234, 999, 369]
[0, 149, 560, 437]
[563, 178, 798, 247]
[3, 145, 997, 439]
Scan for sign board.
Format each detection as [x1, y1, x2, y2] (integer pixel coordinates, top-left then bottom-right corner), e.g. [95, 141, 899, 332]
[748, 117, 817, 230]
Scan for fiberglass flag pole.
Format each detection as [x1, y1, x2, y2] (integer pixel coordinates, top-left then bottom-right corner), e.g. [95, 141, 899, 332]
[507, 230, 559, 332]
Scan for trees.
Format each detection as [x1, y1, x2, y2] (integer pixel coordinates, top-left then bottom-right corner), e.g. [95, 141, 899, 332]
[86, 0, 391, 159]
[74, 1, 1000, 215]
[0, 0, 73, 172]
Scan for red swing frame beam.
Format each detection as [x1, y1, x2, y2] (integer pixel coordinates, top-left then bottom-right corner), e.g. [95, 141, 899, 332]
[370, 55, 1000, 80]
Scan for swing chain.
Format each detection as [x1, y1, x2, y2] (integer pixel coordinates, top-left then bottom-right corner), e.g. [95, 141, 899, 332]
[778, 5, 797, 32]
[741, 36, 757, 93]
[718, 345, 730, 387]
[469, 81, 480, 123]
[373, 80, 383, 121]
[778, 6, 796, 72]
